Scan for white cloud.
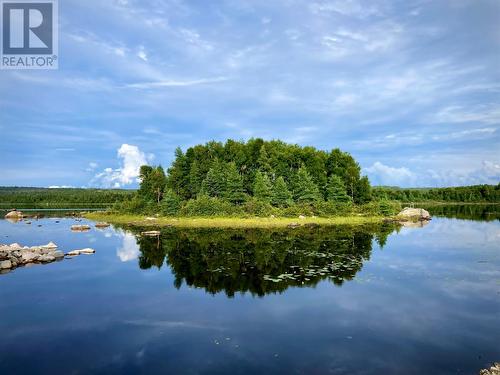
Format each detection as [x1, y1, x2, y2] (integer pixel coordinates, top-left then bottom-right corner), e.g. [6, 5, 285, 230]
[90, 144, 152, 188]
[365, 161, 416, 186]
[125, 76, 229, 89]
[116, 232, 140, 262]
[85, 162, 98, 172]
[48, 185, 75, 188]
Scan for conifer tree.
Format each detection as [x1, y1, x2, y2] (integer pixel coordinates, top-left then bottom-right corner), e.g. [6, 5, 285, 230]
[326, 175, 351, 203]
[253, 171, 272, 203]
[257, 145, 273, 175]
[160, 189, 181, 215]
[271, 176, 293, 207]
[355, 176, 372, 204]
[200, 160, 226, 198]
[224, 162, 247, 204]
[292, 166, 322, 203]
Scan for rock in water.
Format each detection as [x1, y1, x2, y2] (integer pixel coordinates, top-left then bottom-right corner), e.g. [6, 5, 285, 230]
[0, 260, 12, 269]
[4, 210, 23, 219]
[287, 222, 301, 229]
[66, 248, 96, 256]
[95, 222, 110, 228]
[397, 207, 431, 221]
[480, 363, 500, 375]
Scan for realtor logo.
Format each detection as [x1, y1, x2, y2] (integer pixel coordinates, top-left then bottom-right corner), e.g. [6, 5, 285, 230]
[1, 0, 58, 69]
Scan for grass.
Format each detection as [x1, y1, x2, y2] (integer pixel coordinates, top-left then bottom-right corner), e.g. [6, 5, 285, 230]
[84, 212, 385, 229]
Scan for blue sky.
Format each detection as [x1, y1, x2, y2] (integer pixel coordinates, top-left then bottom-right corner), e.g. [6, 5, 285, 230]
[1, 0, 499, 188]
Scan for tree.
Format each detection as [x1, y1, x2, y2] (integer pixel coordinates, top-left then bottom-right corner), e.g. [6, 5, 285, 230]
[326, 175, 351, 203]
[355, 176, 372, 204]
[292, 166, 322, 203]
[253, 171, 272, 203]
[224, 162, 247, 204]
[161, 189, 181, 215]
[257, 145, 273, 175]
[138, 165, 167, 203]
[200, 160, 226, 198]
[271, 176, 293, 207]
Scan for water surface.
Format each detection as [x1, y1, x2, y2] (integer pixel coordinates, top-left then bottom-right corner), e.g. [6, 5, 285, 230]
[0, 207, 498, 374]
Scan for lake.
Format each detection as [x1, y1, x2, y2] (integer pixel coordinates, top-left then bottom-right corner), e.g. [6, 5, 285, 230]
[0, 207, 499, 374]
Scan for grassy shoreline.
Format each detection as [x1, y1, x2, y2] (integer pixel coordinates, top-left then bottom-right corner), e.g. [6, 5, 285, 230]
[84, 212, 386, 228]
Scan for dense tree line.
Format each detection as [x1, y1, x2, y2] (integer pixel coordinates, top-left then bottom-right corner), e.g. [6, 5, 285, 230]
[119, 139, 384, 217]
[372, 184, 500, 203]
[0, 187, 135, 208]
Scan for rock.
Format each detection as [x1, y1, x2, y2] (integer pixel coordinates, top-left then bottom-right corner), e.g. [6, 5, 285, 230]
[480, 363, 500, 375]
[71, 224, 91, 231]
[142, 230, 161, 236]
[397, 207, 431, 221]
[0, 260, 12, 269]
[38, 254, 55, 263]
[25, 221, 31, 224]
[270, 215, 276, 219]
[304, 223, 319, 228]
[287, 222, 301, 229]
[5, 210, 23, 219]
[42, 241, 58, 249]
[66, 248, 95, 256]
[401, 220, 430, 228]
[21, 251, 38, 263]
[95, 222, 110, 228]
[299, 215, 306, 219]
[53, 251, 64, 259]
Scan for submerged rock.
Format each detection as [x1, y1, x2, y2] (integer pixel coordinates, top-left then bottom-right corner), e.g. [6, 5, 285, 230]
[397, 207, 431, 221]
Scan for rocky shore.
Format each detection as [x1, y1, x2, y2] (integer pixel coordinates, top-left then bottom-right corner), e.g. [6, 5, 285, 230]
[0, 242, 95, 274]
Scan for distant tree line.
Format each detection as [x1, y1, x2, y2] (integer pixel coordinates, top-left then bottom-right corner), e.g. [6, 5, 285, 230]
[116, 139, 392, 217]
[372, 184, 500, 203]
[0, 187, 135, 208]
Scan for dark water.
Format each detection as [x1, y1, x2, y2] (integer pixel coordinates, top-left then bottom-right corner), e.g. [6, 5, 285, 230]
[0, 208, 498, 374]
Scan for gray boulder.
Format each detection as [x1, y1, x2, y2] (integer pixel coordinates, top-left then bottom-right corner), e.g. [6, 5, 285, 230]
[397, 207, 431, 221]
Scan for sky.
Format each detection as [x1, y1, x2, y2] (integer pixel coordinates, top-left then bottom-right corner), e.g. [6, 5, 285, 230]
[0, 0, 499, 188]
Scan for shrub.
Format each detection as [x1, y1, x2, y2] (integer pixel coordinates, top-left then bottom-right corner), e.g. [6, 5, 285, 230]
[180, 195, 241, 216]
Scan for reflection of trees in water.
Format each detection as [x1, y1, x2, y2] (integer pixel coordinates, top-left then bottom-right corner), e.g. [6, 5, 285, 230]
[425, 204, 500, 222]
[132, 224, 396, 297]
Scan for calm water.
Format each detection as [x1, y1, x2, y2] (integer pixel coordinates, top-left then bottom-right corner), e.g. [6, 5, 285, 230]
[0, 208, 499, 374]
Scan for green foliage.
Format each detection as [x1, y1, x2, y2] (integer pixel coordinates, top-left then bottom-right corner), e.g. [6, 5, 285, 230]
[271, 176, 293, 207]
[355, 176, 372, 204]
[313, 201, 353, 217]
[224, 162, 247, 204]
[180, 195, 241, 216]
[200, 159, 227, 198]
[243, 197, 277, 216]
[160, 189, 181, 216]
[372, 184, 500, 203]
[138, 165, 167, 203]
[166, 139, 370, 204]
[357, 200, 401, 217]
[112, 196, 150, 214]
[326, 175, 351, 203]
[291, 166, 322, 203]
[253, 171, 272, 203]
[0, 187, 134, 209]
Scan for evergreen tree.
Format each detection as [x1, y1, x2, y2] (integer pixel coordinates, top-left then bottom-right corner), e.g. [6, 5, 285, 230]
[257, 145, 273, 175]
[326, 175, 351, 203]
[271, 176, 293, 207]
[292, 166, 322, 203]
[224, 162, 247, 204]
[200, 160, 226, 198]
[253, 171, 272, 203]
[160, 189, 181, 215]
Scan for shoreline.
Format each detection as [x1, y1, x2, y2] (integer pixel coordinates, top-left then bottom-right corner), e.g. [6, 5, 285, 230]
[84, 212, 387, 229]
